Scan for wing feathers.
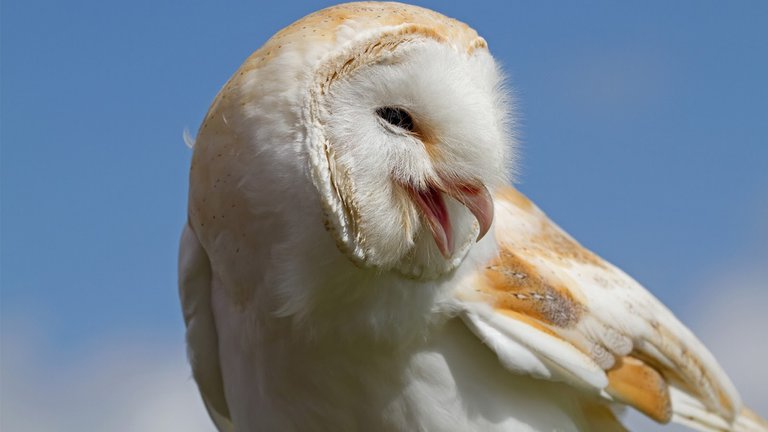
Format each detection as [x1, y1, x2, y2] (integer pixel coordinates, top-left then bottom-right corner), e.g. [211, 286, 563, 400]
[737, 408, 768, 432]
[606, 356, 672, 423]
[455, 187, 767, 431]
[462, 306, 608, 390]
[179, 224, 232, 430]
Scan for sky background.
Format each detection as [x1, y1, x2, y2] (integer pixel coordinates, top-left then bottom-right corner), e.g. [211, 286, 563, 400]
[2, 1, 766, 431]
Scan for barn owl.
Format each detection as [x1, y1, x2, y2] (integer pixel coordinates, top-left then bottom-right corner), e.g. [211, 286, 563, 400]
[179, 2, 766, 431]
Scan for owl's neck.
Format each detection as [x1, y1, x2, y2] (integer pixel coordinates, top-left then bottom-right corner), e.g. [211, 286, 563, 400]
[212, 222, 503, 429]
[212, 248, 453, 428]
[253, 213, 501, 342]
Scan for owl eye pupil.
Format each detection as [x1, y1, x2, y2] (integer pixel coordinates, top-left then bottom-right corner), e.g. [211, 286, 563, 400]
[376, 107, 414, 132]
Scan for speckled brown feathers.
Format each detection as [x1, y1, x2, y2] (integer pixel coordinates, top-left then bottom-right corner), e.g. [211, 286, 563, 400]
[457, 185, 766, 430]
[483, 249, 583, 328]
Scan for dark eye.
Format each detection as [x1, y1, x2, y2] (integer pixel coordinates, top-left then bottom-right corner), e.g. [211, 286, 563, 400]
[376, 107, 415, 132]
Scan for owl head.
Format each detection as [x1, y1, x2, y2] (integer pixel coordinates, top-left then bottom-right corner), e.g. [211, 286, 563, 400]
[190, 3, 513, 281]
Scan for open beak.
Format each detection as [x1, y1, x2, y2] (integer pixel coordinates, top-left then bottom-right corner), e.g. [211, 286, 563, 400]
[406, 180, 494, 258]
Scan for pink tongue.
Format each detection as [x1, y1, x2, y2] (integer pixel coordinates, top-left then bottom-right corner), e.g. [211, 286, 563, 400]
[412, 186, 453, 258]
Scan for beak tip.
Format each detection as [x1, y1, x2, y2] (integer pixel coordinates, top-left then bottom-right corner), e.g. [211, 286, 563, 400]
[455, 183, 494, 245]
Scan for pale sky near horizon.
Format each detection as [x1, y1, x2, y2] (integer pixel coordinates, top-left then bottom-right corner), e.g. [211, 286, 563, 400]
[2, 1, 766, 430]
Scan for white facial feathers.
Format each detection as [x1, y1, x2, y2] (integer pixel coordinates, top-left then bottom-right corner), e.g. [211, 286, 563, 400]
[317, 39, 510, 274]
[325, 41, 509, 187]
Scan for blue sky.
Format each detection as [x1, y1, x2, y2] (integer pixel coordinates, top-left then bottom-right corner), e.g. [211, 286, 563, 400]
[2, 1, 766, 430]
